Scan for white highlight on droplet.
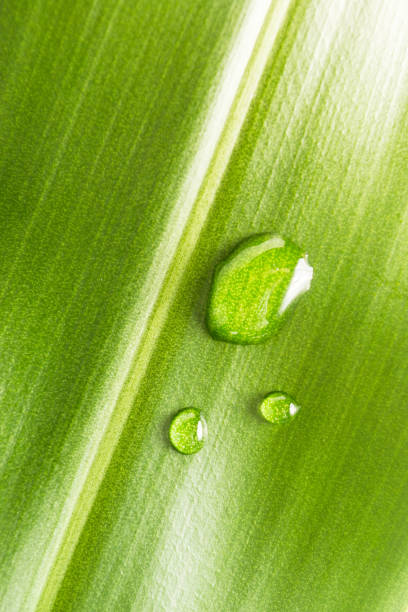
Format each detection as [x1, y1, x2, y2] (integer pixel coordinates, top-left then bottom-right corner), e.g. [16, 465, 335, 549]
[196, 420, 203, 441]
[279, 256, 314, 314]
[289, 402, 299, 417]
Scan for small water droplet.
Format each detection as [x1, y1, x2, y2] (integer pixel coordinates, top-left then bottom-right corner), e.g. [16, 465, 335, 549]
[206, 233, 313, 344]
[259, 392, 300, 424]
[169, 408, 207, 454]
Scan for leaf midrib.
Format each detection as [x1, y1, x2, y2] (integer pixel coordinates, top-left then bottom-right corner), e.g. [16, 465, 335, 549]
[36, 1, 294, 608]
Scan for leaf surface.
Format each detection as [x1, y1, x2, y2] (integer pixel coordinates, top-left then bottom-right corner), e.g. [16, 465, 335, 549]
[1, 1, 408, 611]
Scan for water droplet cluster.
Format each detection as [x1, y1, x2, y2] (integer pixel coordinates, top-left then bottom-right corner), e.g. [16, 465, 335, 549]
[169, 234, 312, 454]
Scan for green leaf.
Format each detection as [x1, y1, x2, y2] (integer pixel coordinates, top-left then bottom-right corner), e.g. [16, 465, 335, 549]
[1, 0, 408, 610]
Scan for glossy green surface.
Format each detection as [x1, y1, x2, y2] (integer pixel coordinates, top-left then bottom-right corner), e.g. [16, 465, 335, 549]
[1, 1, 408, 611]
[259, 392, 299, 424]
[169, 408, 207, 455]
[206, 233, 312, 344]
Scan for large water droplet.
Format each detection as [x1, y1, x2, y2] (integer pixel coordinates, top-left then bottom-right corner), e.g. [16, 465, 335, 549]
[206, 233, 313, 344]
[259, 392, 300, 424]
[169, 408, 207, 454]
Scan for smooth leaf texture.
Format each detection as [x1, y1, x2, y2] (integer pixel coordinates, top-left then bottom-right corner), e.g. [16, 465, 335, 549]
[1, 0, 408, 610]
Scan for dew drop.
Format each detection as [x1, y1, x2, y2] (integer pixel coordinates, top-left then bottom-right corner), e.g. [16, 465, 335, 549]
[169, 408, 207, 455]
[206, 233, 313, 344]
[259, 392, 300, 424]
